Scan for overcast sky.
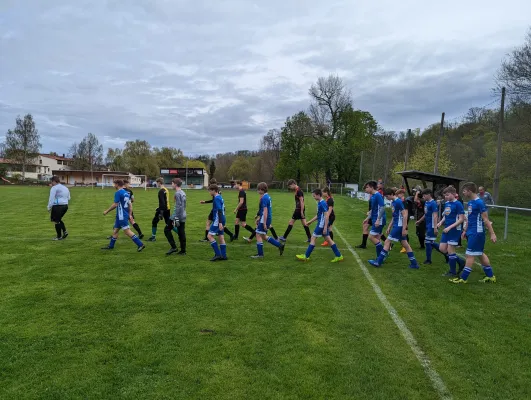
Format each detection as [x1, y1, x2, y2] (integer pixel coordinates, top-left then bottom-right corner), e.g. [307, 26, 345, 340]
[1, 0, 530, 156]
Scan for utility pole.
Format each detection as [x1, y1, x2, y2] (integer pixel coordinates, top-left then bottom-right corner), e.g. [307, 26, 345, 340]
[383, 135, 392, 184]
[403, 129, 411, 186]
[371, 143, 377, 180]
[359, 151, 364, 185]
[434, 112, 445, 174]
[493, 87, 505, 204]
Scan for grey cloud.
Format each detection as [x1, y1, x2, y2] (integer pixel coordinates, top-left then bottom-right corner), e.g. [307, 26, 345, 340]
[1, 0, 530, 155]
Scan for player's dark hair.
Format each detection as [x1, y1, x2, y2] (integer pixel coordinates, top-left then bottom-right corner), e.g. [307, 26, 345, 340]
[312, 188, 323, 197]
[421, 188, 433, 196]
[156, 177, 164, 184]
[236, 180, 243, 185]
[172, 178, 183, 187]
[50, 176, 60, 183]
[123, 179, 129, 184]
[114, 179, 124, 187]
[364, 180, 377, 190]
[209, 178, 217, 184]
[257, 182, 268, 192]
[322, 187, 331, 195]
[443, 185, 457, 194]
[383, 188, 395, 196]
[208, 184, 219, 192]
[287, 179, 297, 186]
[462, 182, 477, 193]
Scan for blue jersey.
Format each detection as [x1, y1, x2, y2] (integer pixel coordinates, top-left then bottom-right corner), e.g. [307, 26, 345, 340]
[259, 193, 273, 227]
[370, 192, 386, 225]
[316, 199, 328, 228]
[212, 194, 226, 225]
[443, 200, 464, 230]
[391, 199, 405, 228]
[424, 199, 438, 229]
[114, 188, 130, 221]
[467, 197, 487, 234]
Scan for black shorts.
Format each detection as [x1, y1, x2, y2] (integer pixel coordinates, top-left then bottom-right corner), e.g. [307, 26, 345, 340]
[236, 209, 247, 221]
[328, 217, 335, 227]
[292, 208, 306, 220]
[208, 210, 214, 221]
[51, 205, 68, 222]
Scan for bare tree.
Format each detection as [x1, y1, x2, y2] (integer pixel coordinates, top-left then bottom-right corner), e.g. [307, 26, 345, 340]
[496, 28, 531, 102]
[308, 75, 352, 138]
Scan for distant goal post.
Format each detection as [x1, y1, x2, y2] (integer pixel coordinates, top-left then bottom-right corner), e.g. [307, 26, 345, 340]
[306, 182, 344, 195]
[101, 174, 147, 190]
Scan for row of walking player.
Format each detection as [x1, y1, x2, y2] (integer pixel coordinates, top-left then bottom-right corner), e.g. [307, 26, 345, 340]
[195, 179, 343, 262]
[359, 180, 497, 283]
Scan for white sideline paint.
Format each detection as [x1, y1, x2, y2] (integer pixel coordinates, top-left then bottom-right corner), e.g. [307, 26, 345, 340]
[335, 227, 453, 400]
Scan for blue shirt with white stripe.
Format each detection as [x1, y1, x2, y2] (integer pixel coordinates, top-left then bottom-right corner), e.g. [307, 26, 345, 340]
[391, 198, 405, 228]
[114, 188, 130, 221]
[467, 197, 487, 234]
[317, 199, 328, 228]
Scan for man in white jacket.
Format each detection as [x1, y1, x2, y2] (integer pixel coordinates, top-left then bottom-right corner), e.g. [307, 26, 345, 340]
[48, 176, 70, 240]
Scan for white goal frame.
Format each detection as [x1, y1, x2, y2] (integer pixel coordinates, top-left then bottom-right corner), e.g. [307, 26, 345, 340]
[101, 174, 147, 190]
[306, 182, 320, 193]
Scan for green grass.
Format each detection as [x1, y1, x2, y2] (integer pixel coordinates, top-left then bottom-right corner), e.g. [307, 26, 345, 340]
[0, 186, 529, 400]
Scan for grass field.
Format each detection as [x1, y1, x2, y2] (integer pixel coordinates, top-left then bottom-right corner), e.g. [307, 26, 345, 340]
[0, 186, 530, 400]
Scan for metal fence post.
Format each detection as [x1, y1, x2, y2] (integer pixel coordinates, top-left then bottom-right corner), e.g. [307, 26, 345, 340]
[504, 207, 509, 241]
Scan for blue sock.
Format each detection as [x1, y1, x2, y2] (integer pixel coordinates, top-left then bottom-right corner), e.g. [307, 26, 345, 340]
[376, 242, 383, 257]
[257, 242, 264, 256]
[267, 237, 280, 248]
[220, 244, 227, 258]
[377, 249, 388, 265]
[461, 266, 472, 280]
[305, 244, 315, 258]
[108, 237, 117, 249]
[210, 240, 220, 256]
[482, 265, 494, 278]
[173, 227, 178, 233]
[448, 253, 457, 274]
[151, 227, 157, 236]
[432, 242, 441, 252]
[331, 244, 341, 257]
[425, 241, 433, 261]
[456, 256, 465, 269]
[131, 234, 143, 247]
[407, 251, 418, 266]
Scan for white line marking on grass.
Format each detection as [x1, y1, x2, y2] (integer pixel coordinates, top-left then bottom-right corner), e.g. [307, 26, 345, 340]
[335, 227, 453, 400]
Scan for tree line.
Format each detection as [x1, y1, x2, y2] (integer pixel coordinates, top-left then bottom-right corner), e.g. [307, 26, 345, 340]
[2, 29, 530, 206]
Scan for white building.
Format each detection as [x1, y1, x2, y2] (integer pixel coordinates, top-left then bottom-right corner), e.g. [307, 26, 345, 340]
[0, 153, 74, 181]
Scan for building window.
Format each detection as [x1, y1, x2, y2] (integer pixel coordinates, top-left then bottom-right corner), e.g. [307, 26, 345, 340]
[39, 159, 42, 164]
[57, 160, 62, 165]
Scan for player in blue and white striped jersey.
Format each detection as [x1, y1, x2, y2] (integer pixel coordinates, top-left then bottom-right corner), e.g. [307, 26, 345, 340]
[368, 188, 418, 268]
[296, 188, 343, 263]
[450, 182, 497, 284]
[102, 179, 145, 252]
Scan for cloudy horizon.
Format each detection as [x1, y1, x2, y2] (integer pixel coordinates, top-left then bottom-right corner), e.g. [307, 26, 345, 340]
[1, 0, 530, 156]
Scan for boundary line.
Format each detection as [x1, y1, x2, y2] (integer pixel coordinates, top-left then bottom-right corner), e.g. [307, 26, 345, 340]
[335, 227, 453, 400]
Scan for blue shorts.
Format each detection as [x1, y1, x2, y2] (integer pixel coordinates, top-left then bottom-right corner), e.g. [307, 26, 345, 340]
[209, 223, 225, 236]
[255, 223, 269, 235]
[114, 218, 130, 230]
[466, 233, 485, 256]
[425, 228, 437, 241]
[369, 224, 384, 236]
[388, 226, 407, 242]
[313, 226, 330, 238]
[441, 228, 460, 246]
